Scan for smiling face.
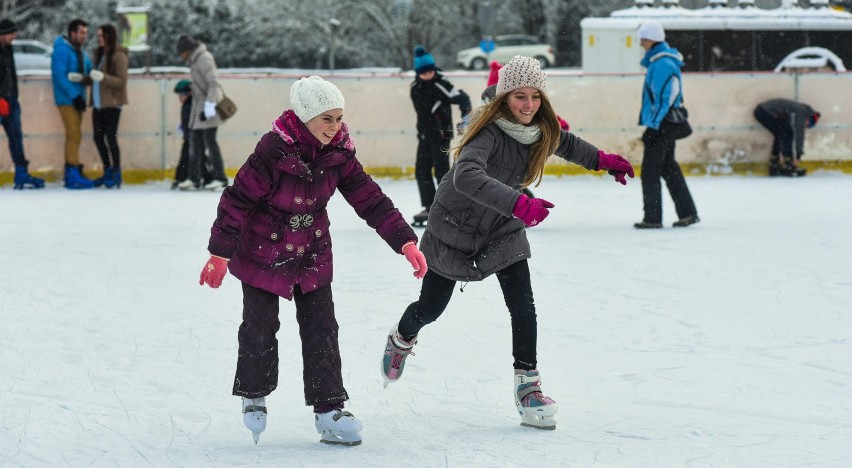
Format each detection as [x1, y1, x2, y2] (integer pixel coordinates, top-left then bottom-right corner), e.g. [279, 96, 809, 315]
[504, 87, 541, 125]
[305, 108, 344, 145]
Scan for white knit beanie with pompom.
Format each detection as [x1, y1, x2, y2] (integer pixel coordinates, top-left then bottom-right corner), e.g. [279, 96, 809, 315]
[290, 76, 345, 122]
[496, 55, 547, 96]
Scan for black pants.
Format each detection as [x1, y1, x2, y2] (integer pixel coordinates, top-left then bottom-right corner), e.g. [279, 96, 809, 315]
[753, 106, 794, 160]
[415, 136, 450, 209]
[189, 128, 227, 186]
[174, 137, 211, 184]
[641, 127, 697, 224]
[397, 259, 538, 370]
[233, 282, 348, 408]
[92, 107, 122, 169]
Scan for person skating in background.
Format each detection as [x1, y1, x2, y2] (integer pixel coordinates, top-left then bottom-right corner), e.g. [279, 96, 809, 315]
[634, 21, 699, 229]
[198, 76, 428, 446]
[380, 56, 634, 431]
[51, 18, 94, 189]
[90, 24, 128, 188]
[0, 18, 43, 189]
[753, 98, 819, 177]
[174, 34, 228, 191]
[171, 79, 212, 189]
[481, 60, 570, 199]
[410, 45, 471, 226]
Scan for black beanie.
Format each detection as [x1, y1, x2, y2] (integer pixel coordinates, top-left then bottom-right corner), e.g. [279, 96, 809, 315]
[0, 19, 17, 35]
[175, 34, 198, 55]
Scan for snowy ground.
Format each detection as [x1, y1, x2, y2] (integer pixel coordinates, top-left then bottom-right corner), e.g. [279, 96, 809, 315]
[1, 173, 850, 467]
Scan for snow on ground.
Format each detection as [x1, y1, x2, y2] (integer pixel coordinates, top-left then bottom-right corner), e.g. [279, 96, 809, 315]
[1, 174, 850, 467]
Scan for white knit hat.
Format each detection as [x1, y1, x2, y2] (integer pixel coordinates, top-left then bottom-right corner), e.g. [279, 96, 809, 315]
[290, 76, 345, 122]
[496, 55, 547, 96]
[637, 21, 666, 42]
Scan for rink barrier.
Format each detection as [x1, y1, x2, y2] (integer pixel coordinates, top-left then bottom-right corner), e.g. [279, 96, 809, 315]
[1, 70, 851, 186]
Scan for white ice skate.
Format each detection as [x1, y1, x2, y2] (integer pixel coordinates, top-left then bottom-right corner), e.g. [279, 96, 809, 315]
[242, 397, 267, 444]
[315, 409, 363, 446]
[514, 369, 558, 430]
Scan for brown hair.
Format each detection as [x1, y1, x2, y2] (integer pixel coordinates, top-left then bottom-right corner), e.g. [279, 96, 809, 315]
[452, 91, 561, 188]
[93, 24, 118, 74]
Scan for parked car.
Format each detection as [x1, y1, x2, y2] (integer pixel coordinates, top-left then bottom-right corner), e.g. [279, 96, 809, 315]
[12, 39, 53, 70]
[456, 35, 556, 71]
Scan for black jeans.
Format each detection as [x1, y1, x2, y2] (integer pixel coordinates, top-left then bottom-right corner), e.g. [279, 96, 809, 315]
[397, 260, 538, 370]
[233, 282, 348, 408]
[641, 126, 697, 224]
[92, 107, 122, 169]
[753, 105, 794, 160]
[1, 98, 26, 167]
[189, 128, 227, 186]
[174, 137, 211, 183]
[414, 136, 450, 209]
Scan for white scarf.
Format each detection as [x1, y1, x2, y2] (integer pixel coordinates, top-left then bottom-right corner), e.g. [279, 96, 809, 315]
[494, 118, 541, 145]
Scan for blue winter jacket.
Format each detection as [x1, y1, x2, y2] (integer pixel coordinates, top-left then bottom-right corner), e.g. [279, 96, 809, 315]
[51, 35, 92, 106]
[639, 42, 684, 130]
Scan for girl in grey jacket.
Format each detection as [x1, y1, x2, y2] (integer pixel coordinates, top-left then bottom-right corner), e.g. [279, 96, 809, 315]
[381, 55, 634, 430]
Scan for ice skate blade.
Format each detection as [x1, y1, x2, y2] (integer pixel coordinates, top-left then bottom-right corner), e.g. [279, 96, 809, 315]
[521, 421, 556, 430]
[252, 432, 260, 444]
[320, 437, 362, 446]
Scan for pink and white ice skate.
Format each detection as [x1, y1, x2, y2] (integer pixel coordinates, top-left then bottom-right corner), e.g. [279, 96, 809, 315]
[514, 369, 558, 430]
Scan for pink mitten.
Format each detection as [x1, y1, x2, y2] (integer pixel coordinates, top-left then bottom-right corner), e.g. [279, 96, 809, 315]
[596, 150, 635, 185]
[512, 194, 555, 227]
[402, 242, 428, 279]
[199, 255, 229, 288]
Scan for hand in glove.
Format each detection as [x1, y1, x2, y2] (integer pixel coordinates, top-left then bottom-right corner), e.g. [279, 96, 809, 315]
[0, 98, 9, 117]
[596, 149, 635, 185]
[72, 96, 87, 112]
[402, 242, 428, 279]
[201, 100, 217, 120]
[512, 193, 555, 227]
[67, 72, 84, 83]
[456, 115, 469, 136]
[199, 255, 229, 288]
[89, 70, 105, 82]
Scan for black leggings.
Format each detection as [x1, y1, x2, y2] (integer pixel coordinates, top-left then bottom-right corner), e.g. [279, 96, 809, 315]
[397, 259, 538, 370]
[92, 107, 121, 169]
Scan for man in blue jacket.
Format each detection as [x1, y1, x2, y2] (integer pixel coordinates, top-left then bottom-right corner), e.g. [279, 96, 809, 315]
[635, 21, 699, 229]
[51, 18, 93, 189]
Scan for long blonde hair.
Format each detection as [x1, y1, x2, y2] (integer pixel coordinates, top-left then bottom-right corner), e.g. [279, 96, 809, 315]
[452, 91, 561, 188]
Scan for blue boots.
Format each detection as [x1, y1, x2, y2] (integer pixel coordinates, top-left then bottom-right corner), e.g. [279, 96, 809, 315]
[64, 164, 94, 189]
[13, 163, 45, 189]
[93, 167, 121, 188]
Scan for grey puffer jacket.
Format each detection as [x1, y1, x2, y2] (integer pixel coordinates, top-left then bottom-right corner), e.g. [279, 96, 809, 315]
[420, 123, 599, 281]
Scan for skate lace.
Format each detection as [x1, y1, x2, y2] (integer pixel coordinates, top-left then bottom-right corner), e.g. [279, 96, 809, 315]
[390, 347, 414, 369]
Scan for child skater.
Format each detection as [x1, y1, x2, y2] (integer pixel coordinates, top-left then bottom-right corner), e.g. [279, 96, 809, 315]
[380, 56, 634, 430]
[199, 76, 428, 446]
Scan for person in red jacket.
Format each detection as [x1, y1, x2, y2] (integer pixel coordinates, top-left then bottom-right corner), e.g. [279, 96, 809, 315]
[198, 76, 427, 446]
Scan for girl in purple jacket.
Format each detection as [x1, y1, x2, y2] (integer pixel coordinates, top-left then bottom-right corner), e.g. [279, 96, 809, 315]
[199, 76, 428, 446]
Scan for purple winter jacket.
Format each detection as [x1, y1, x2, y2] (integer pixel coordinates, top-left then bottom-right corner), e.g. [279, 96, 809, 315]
[207, 110, 417, 300]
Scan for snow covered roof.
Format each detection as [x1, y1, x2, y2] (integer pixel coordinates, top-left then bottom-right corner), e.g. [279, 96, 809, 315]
[583, 1, 852, 31]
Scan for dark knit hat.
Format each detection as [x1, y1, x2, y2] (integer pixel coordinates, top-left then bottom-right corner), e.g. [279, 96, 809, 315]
[0, 19, 17, 35]
[175, 34, 198, 55]
[413, 45, 436, 74]
[174, 79, 191, 94]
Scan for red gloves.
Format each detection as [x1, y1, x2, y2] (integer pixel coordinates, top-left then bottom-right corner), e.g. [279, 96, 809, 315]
[0, 98, 9, 118]
[199, 255, 229, 288]
[512, 194, 555, 227]
[596, 150, 634, 185]
[402, 242, 428, 279]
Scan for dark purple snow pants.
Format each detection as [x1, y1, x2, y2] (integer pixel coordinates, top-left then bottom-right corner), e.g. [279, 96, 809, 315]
[232, 282, 349, 407]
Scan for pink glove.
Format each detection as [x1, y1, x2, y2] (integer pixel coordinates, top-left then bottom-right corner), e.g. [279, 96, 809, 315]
[596, 150, 635, 185]
[512, 194, 555, 227]
[402, 242, 428, 279]
[199, 255, 229, 288]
